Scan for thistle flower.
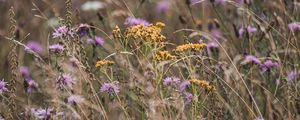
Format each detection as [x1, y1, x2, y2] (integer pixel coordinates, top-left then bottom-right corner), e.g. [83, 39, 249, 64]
[57, 74, 76, 89]
[20, 66, 30, 78]
[238, 26, 258, 37]
[49, 44, 64, 53]
[87, 36, 105, 46]
[163, 76, 180, 86]
[100, 82, 120, 94]
[31, 108, 55, 119]
[183, 92, 193, 104]
[211, 29, 222, 39]
[261, 60, 280, 72]
[52, 26, 75, 38]
[241, 55, 261, 65]
[175, 43, 206, 52]
[154, 51, 176, 61]
[124, 17, 150, 26]
[287, 70, 300, 82]
[189, 79, 216, 92]
[125, 22, 166, 42]
[78, 24, 90, 37]
[179, 80, 190, 92]
[0, 79, 8, 94]
[95, 60, 114, 68]
[67, 95, 85, 104]
[25, 79, 38, 93]
[25, 41, 44, 54]
[288, 22, 300, 31]
[156, 0, 170, 13]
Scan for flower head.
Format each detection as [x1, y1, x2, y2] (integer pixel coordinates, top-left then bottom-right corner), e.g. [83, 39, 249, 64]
[124, 17, 150, 26]
[287, 70, 300, 82]
[183, 92, 193, 104]
[57, 74, 76, 89]
[288, 22, 300, 31]
[87, 36, 105, 46]
[239, 26, 257, 37]
[125, 22, 166, 42]
[175, 43, 206, 52]
[25, 41, 44, 54]
[154, 51, 176, 61]
[78, 24, 90, 37]
[241, 55, 261, 65]
[52, 26, 75, 38]
[190, 79, 216, 92]
[25, 79, 38, 93]
[31, 108, 55, 119]
[0, 79, 8, 94]
[68, 95, 85, 104]
[179, 80, 190, 92]
[156, 0, 170, 13]
[95, 60, 114, 68]
[261, 60, 280, 72]
[20, 66, 30, 78]
[163, 76, 181, 86]
[100, 82, 120, 94]
[49, 44, 64, 53]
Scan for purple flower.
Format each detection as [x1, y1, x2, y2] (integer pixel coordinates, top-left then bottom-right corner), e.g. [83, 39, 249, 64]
[241, 55, 261, 65]
[183, 92, 193, 104]
[78, 24, 90, 37]
[287, 70, 300, 82]
[100, 82, 120, 94]
[124, 17, 150, 26]
[163, 76, 181, 86]
[207, 42, 219, 56]
[52, 26, 75, 38]
[261, 60, 280, 72]
[87, 36, 105, 46]
[211, 29, 222, 39]
[57, 74, 76, 89]
[239, 26, 257, 37]
[288, 22, 300, 31]
[31, 108, 55, 119]
[25, 79, 38, 93]
[68, 95, 85, 104]
[25, 41, 44, 54]
[49, 44, 64, 53]
[0, 79, 8, 94]
[179, 80, 190, 92]
[20, 66, 30, 78]
[156, 0, 170, 13]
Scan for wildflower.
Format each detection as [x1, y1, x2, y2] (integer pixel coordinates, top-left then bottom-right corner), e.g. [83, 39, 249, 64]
[25, 79, 38, 93]
[78, 24, 90, 37]
[261, 60, 280, 72]
[183, 92, 193, 104]
[124, 17, 150, 26]
[95, 60, 114, 68]
[156, 0, 170, 13]
[179, 80, 190, 92]
[31, 108, 55, 119]
[241, 55, 261, 65]
[207, 42, 219, 49]
[20, 66, 30, 78]
[49, 44, 64, 53]
[163, 76, 181, 86]
[238, 26, 257, 37]
[211, 29, 222, 39]
[189, 79, 216, 92]
[287, 70, 300, 82]
[0, 79, 8, 94]
[68, 95, 85, 104]
[25, 41, 44, 54]
[175, 43, 206, 52]
[154, 51, 176, 61]
[52, 26, 75, 38]
[57, 74, 76, 89]
[100, 82, 120, 94]
[87, 36, 105, 46]
[288, 22, 300, 31]
[125, 22, 166, 42]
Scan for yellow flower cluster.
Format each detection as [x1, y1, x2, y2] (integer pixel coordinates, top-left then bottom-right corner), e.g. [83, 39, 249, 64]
[175, 43, 206, 52]
[95, 60, 114, 68]
[125, 22, 166, 42]
[189, 79, 216, 92]
[154, 51, 176, 61]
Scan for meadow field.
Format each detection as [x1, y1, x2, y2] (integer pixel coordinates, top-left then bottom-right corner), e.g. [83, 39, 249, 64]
[0, 0, 299, 119]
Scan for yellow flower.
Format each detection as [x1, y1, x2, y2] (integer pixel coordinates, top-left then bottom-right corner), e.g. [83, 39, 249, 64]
[154, 51, 176, 61]
[175, 43, 206, 52]
[189, 79, 216, 92]
[95, 60, 114, 68]
[125, 22, 166, 42]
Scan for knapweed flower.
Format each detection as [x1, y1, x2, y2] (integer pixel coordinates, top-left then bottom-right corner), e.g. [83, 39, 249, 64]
[288, 22, 300, 31]
[87, 36, 105, 46]
[179, 80, 190, 92]
[78, 24, 90, 37]
[125, 22, 166, 42]
[31, 108, 55, 119]
[239, 26, 258, 37]
[25, 41, 44, 54]
[124, 17, 150, 26]
[57, 74, 76, 89]
[241, 55, 261, 65]
[0, 79, 8, 94]
[163, 76, 180, 86]
[207, 42, 219, 56]
[25, 79, 38, 93]
[175, 43, 206, 52]
[261, 60, 280, 72]
[68, 95, 85, 104]
[49, 44, 64, 53]
[154, 51, 176, 61]
[20, 66, 30, 78]
[211, 29, 223, 39]
[52, 26, 75, 38]
[183, 92, 193, 104]
[156, 0, 170, 13]
[189, 79, 216, 92]
[95, 60, 114, 68]
[287, 70, 300, 82]
[100, 82, 120, 94]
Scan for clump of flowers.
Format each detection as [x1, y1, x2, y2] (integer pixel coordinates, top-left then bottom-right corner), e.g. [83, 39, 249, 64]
[125, 22, 166, 42]
[261, 59, 280, 72]
[52, 26, 75, 38]
[57, 74, 76, 89]
[163, 76, 180, 86]
[95, 60, 114, 68]
[124, 17, 150, 26]
[31, 108, 56, 119]
[100, 82, 120, 95]
[0, 79, 8, 94]
[175, 43, 206, 52]
[154, 51, 176, 61]
[189, 79, 216, 92]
